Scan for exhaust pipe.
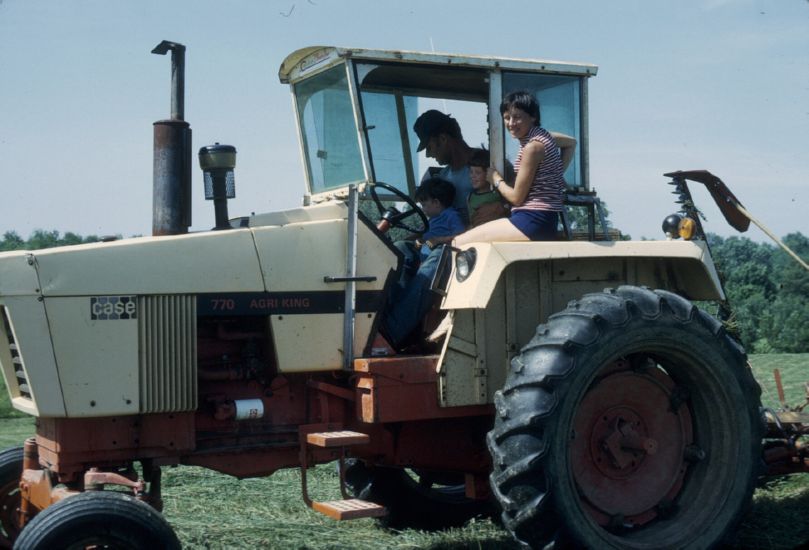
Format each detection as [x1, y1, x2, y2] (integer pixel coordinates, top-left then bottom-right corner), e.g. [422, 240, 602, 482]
[152, 40, 192, 236]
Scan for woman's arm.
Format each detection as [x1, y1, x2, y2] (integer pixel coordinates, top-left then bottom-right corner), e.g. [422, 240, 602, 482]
[549, 131, 577, 171]
[488, 141, 546, 206]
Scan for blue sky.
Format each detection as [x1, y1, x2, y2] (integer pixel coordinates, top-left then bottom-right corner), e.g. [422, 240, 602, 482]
[1, 0, 807, 241]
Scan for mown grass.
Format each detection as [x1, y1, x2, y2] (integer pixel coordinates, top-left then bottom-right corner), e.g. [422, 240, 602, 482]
[162, 465, 517, 550]
[1, 355, 807, 548]
[0, 376, 25, 421]
[749, 353, 809, 410]
[0, 417, 33, 449]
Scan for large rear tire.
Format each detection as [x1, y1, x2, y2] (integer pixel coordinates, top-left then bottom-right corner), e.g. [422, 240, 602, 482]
[0, 447, 23, 549]
[487, 286, 763, 549]
[13, 491, 180, 550]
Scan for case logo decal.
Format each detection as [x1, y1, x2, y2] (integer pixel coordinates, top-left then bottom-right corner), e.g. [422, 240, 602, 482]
[91, 296, 137, 320]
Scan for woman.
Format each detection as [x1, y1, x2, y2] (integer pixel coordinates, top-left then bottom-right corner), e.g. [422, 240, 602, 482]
[453, 91, 567, 245]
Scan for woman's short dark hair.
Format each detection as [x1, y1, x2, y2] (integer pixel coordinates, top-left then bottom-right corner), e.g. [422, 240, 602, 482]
[500, 91, 541, 125]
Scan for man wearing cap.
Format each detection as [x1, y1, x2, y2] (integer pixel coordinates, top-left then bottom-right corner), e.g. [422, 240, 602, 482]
[413, 110, 476, 222]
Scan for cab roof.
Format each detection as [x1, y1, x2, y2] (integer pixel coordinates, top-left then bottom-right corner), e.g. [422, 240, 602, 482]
[278, 46, 598, 84]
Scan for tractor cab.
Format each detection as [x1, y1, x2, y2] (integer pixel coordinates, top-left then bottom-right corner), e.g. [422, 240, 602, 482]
[272, 47, 601, 356]
[277, 46, 597, 212]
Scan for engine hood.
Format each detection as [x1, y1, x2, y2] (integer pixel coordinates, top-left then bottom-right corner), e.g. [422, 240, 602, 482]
[6, 230, 266, 297]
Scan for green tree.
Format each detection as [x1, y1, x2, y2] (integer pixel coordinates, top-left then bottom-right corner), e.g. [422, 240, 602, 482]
[0, 230, 102, 251]
[27, 229, 62, 250]
[0, 231, 25, 251]
[771, 232, 809, 298]
[763, 296, 809, 353]
[709, 231, 809, 353]
[709, 234, 775, 347]
[760, 232, 809, 352]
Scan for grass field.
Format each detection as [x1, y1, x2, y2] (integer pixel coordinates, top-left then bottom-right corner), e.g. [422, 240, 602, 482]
[749, 354, 808, 410]
[1, 354, 807, 549]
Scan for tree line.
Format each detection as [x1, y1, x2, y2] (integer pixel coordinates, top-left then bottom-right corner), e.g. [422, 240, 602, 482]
[0, 230, 102, 251]
[708, 232, 808, 354]
[1, 229, 807, 353]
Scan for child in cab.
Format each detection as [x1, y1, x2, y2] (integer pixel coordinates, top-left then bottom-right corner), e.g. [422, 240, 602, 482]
[466, 149, 509, 228]
[382, 177, 465, 348]
[413, 177, 466, 258]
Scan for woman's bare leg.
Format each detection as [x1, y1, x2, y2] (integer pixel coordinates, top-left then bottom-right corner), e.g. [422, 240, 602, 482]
[453, 218, 530, 247]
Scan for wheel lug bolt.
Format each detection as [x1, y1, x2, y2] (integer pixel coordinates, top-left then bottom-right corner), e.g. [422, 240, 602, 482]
[684, 444, 706, 462]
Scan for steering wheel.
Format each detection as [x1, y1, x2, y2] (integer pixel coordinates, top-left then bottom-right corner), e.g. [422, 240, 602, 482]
[367, 181, 429, 234]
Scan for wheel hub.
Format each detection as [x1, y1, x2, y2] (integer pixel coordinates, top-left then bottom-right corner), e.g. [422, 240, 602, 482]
[592, 407, 657, 477]
[0, 477, 21, 546]
[570, 361, 693, 527]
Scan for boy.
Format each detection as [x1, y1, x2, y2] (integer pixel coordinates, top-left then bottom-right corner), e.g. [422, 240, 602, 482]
[413, 177, 466, 260]
[466, 148, 509, 227]
[383, 177, 465, 348]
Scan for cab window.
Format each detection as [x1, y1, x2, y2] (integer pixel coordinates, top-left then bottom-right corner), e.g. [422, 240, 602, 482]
[356, 63, 488, 197]
[294, 65, 365, 194]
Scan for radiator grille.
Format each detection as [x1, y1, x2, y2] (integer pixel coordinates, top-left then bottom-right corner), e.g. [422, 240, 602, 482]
[138, 295, 197, 412]
[0, 306, 32, 400]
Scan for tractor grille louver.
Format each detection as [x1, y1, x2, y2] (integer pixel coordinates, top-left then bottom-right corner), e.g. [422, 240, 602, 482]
[0, 306, 32, 401]
[138, 295, 197, 413]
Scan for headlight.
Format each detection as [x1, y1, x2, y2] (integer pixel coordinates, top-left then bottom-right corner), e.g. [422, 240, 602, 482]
[662, 214, 682, 239]
[678, 217, 696, 240]
[662, 213, 697, 240]
[455, 248, 477, 282]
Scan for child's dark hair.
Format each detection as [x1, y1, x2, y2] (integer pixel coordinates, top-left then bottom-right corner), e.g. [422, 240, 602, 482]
[500, 91, 540, 125]
[415, 177, 456, 208]
[468, 148, 489, 168]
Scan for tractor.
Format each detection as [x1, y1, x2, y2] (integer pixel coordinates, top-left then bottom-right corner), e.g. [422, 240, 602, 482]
[0, 42, 806, 549]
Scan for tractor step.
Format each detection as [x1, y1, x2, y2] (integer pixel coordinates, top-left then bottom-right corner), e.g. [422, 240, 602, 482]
[306, 430, 369, 448]
[300, 428, 380, 520]
[312, 498, 386, 520]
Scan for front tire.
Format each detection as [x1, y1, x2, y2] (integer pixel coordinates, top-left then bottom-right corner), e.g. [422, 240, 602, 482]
[13, 491, 180, 550]
[0, 447, 23, 548]
[487, 286, 763, 549]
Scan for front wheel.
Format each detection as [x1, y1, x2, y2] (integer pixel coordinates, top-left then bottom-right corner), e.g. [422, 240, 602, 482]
[0, 447, 23, 548]
[13, 491, 180, 550]
[487, 286, 763, 549]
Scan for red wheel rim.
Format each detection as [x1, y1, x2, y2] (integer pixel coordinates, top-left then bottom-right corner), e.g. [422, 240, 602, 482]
[570, 359, 693, 527]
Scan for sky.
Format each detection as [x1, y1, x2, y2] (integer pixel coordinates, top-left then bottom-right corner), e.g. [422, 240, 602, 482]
[1, 0, 807, 242]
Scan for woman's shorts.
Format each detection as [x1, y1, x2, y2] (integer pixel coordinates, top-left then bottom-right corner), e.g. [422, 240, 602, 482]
[509, 209, 559, 240]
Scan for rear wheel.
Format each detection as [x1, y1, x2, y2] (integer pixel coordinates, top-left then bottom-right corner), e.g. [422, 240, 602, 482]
[487, 286, 763, 549]
[0, 447, 23, 548]
[13, 491, 180, 550]
[345, 460, 492, 530]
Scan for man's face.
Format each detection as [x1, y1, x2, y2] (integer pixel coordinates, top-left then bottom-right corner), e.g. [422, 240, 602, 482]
[424, 134, 451, 165]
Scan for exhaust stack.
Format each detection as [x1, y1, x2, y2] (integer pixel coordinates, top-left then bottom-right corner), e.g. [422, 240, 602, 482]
[152, 40, 192, 236]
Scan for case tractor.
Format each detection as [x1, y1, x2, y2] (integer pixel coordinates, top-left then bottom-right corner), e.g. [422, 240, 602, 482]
[1, 42, 806, 549]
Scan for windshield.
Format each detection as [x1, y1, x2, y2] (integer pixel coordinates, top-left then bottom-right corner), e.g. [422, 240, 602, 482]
[292, 60, 586, 198]
[359, 92, 487, 197]
[356, 62, 489, 197]
[294, 64, 365, 194]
